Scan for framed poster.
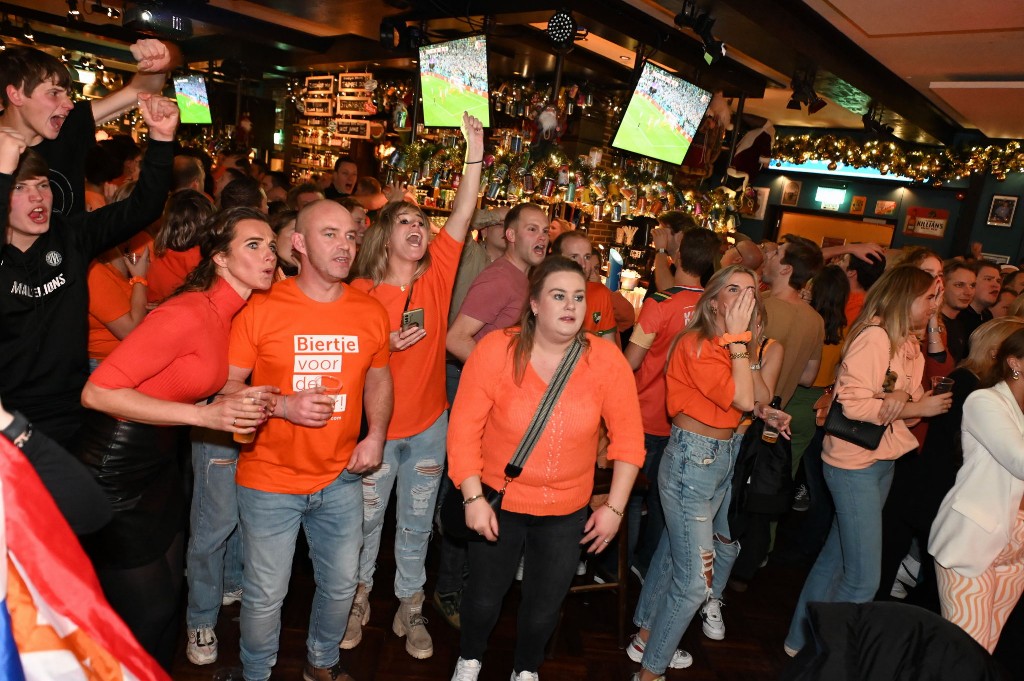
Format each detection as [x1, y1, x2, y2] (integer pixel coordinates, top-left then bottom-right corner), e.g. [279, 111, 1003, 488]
[982, 252, 1011, 265]
[338, 73, 374, 93]
[903, 207, 949, 239]
[740, 186, 770, 220]
[874, 200, 897, 216]
[849, 195, 866, 215]
[335, 95, 374, 116]
[304, 75, 335, 95]
[781, 180, 801, 206]
[987, 195, 1017, 227]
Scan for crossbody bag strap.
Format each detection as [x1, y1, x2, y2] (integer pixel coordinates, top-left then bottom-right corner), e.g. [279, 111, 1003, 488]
[500, 338, 585, 488]
[832, 324, 891, 402]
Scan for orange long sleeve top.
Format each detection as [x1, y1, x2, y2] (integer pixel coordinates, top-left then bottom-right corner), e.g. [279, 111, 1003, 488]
[447, 329, 645, 516]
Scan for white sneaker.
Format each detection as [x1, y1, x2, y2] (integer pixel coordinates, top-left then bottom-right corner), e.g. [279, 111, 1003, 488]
[186, 626, 218, 665]
[221, 588, 242, 606]
[625, 633, 692, 669]
[515, 556, 525, 581]
[700, 598, 725, 640]
[451, 657, 482, 681]
[511, 672, 539, 681]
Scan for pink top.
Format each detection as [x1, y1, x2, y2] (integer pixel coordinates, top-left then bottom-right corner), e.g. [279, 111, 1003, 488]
[823, 324, 924, 470]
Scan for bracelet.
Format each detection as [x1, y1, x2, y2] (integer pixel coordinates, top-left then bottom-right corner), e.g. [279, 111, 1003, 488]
[464, 159, 484, 165]
[730, 351, 750, 360]
[717, 331, 752, 347]
[128, 276, 148, 287]
[927, 326, 944, 333]
[463, 493, 486, 506]
[656, 248, 668, 254]
[604, 502, 624, 517]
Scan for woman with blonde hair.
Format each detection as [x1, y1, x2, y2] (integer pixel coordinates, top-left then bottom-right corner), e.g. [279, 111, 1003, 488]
[785, 265, 953, 655]
[879, 316, 1024, 607]
[930, 327, 1024, 651]
[344, 113, 484, 659]
[629, 265, 771, 681]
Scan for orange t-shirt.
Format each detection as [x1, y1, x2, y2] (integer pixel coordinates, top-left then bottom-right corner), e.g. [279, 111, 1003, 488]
[148, 247, 202, 304]
[87, 262, 132, 360]
[665, 332, 742, 429]
[845, 290, 866, 327]
[230, 278, 390, 494]
[583, 281, 617, 338]
[448, 330, 645, 517]
[351, 230, 462, 439]
[630, 286, 703, 435]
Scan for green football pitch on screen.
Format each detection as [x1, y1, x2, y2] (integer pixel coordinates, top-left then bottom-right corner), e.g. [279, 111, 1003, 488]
[420, 73, 490, 128]
[612, 95, 693, 165]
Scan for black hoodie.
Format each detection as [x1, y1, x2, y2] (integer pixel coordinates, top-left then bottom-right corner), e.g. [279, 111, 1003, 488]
[0, 140, 172, 442]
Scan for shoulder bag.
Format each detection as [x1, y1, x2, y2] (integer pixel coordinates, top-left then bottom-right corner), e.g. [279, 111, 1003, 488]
[439, 338, 585, 541]
[822, 325, 890, 451]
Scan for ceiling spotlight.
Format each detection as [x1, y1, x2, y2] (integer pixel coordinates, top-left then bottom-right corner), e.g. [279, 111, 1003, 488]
[674, 0, 698, 27]
[91, 3, 120, 18]
[0, 39, 5, 52]
[67, 0, 81, 20]
[789, 69, 826, 114]
[786, 96, 803, 111]
[806, 95, 827, 114]
[546, 9, 587, 52]
[21, 21, 33, 42]
[94, 58, 104, 70]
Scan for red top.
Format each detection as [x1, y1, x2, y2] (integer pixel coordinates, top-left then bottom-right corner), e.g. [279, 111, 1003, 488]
[147, 246, 202, 304]
[90, 276, 245, 402]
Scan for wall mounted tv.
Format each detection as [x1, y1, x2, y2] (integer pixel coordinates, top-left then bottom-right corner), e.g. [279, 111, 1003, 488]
[611, 61, 711, 165]
[418, 35, 490, 128]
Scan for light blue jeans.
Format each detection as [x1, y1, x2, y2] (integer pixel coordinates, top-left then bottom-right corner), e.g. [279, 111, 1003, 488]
[633, 426, 742, 676]
[358, 412, 447, 598]
[237, 471, 363, 681]
[186, 429, 243, 629]
[784, 458, 895, 652]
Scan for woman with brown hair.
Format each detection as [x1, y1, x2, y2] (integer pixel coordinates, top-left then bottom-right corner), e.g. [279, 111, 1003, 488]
[448, 256, 643, 681]
[76, 207, 279, 669]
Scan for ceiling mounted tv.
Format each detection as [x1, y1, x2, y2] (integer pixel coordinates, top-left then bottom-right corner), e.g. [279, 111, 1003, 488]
[611, 61, 711, 166]
[418, 35, 490, 128]
[173, 75, 212, 124]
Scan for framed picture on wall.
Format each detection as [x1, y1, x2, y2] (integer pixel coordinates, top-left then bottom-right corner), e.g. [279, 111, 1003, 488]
[849, 196, 866, 215]
[982, 253, 1010, 265]
[987, 195, 1017, 227]
[739, 186, 770, 220]
[875, 200, 897, 216]
[781, 180, 801, 206]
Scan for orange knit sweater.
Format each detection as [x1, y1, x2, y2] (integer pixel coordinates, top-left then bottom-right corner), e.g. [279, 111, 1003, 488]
[448, 329, 645, 516]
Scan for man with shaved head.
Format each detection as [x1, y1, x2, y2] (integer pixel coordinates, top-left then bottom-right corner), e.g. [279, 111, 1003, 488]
[720, 236, 765, 273]
[223, 199, 394, 681]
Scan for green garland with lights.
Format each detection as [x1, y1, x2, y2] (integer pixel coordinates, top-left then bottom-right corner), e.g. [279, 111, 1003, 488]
[772, 135, 1024, 183]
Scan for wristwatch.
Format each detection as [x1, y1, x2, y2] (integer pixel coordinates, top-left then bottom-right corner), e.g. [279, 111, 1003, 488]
[656, 248, 668, 254]
[1, 410, 32, 449]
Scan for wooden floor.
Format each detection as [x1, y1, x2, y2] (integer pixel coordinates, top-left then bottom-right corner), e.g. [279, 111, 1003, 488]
[170, 516, 812, 681]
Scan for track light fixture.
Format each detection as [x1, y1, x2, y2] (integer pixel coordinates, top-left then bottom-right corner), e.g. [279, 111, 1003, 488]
[21, 20, 32, 42]
[546, 9, 587, 53]
[67, 0, 81, 20]
[673, 4, 726, 66]
[788, 69, 827, 114]
[862, 104, 894, 136]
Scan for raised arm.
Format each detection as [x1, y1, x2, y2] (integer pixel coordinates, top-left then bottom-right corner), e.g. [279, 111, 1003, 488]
[443, 112, 485, 244]
[92, 40, 176, 125]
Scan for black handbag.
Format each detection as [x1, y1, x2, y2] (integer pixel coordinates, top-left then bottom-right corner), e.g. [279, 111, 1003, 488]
[823, 399, 886, 450]
[439, 338, 584, 542]
[822, 325, 890, 451]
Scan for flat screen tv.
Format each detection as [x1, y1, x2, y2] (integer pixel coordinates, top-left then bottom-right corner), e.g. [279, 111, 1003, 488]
[418, 35, 490, 128]
[611, 61, 711, 165]
[173, 75, 212, 124]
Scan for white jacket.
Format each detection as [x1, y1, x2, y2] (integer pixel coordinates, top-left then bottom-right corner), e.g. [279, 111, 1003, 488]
[929, 381, 1024, 577]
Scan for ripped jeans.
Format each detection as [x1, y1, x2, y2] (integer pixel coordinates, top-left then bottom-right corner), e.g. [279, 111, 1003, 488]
[358, 412, 447, 598]
[632, 425, 742, 676]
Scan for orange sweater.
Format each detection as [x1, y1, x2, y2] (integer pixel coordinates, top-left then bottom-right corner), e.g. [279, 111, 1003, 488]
[448, 329, 645, 516]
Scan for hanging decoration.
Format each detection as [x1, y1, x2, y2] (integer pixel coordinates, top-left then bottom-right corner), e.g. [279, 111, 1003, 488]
[773, 134, 1024, 183]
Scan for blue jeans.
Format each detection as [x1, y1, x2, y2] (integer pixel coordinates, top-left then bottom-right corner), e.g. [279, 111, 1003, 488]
[186, 429, 243, 629]
[358, 412, 447, 598]
[628, 433, 670, 576]
[237, 471, 363, 681]
[633, 426, 742, 676]
[784, 459, 895, 652]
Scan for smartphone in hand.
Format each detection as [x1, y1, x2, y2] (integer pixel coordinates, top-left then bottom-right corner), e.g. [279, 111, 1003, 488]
[402, 307, 425, 333]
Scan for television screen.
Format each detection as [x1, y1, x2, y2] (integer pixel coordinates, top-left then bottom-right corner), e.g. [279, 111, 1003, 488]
[173, 75, 212, 124]
[418, 35, 490, 128]
[611, 62, 711, 165]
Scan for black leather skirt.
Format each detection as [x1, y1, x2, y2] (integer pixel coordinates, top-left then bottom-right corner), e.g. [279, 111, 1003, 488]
[74, 411, 187, 569]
